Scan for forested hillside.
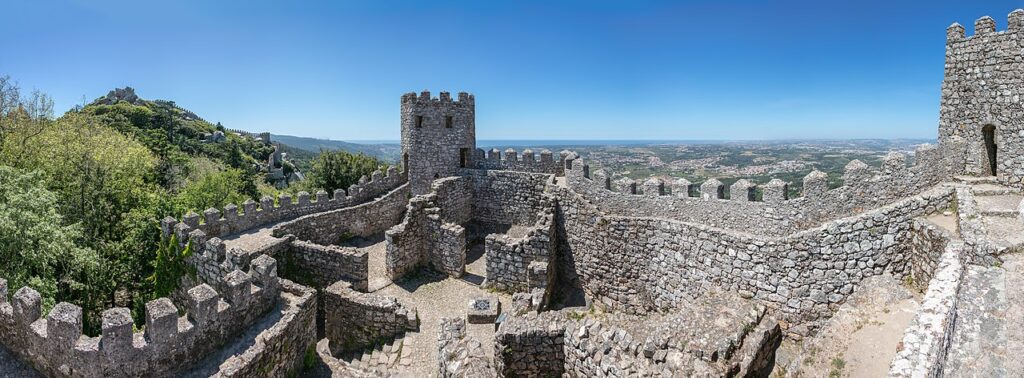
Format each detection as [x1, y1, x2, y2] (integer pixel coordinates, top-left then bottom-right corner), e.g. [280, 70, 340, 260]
[0, 76, 386, 333]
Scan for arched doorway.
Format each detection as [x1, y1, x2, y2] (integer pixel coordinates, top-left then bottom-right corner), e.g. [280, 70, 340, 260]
[983, 125, 997, 176]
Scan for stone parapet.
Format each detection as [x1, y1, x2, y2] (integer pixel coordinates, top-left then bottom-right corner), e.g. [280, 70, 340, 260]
[324, 281, 418, 355]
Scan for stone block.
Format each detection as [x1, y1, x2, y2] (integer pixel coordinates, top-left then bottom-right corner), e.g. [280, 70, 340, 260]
[223, 270, 253, 306]
[468, 297, 500, 324]
[187, 284, 220, 326]
[47, 302, 83, 349]
[100, 307, 134, 357]
[12, 286, 41, 325]
[144, 298, 178, 343]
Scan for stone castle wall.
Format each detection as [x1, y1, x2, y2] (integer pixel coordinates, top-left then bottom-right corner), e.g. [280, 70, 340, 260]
[567, 143, 964, 236]
[437, 318, 494, 377]
[324, 281, 418, 355]
[175, 167, 405, 240]
[555, 179, 954, 333]
[0, 252, 282, 377]
[906, 218, 957, 292]
[200, 280, 317, 378]
[386, 189, 467, 280]
[271, 183, 410, 245]
[940, 10, 1024, 186]
[462, 169, 553, 226]
[474, 148, 566, 175]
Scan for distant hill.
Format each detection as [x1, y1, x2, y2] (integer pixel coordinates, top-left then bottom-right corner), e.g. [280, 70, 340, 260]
[269, 134, 401, 163]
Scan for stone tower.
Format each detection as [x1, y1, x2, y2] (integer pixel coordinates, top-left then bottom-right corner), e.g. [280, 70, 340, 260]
[400, 90, 476, 195]
[939, 10, 1024, 186]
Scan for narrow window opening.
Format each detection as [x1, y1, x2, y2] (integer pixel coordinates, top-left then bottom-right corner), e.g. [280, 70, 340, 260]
[459, 148, 469, 168]
[446, 116, 453, 128]
[415, 115, 423, 128]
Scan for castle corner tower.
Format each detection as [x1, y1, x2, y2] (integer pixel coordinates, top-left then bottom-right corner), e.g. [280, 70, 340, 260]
[400, 90, 476, 195]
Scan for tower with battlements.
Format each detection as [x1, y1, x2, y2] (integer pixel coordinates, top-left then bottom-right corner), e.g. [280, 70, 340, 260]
[940, 10, 1024, 186]
[400, 90, 476, 195]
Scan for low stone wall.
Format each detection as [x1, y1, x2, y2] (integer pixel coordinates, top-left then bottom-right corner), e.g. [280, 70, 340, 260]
[324, 281, 418, 355]
[493, 316, 565, 377]
[889, 241, 966, 377]
[272, 183, 410, 245]
[287, 240, 368, 291]
[0, 255, 280, 377]
[178, 167, 406, 239]
[484, 198, 556, 294]
[566, 143, 964, 236]
[907, 218, 957, 292]
[555, 183, 954, 333]
[208, 280, 318, 377]
[437, 318, 495, 378]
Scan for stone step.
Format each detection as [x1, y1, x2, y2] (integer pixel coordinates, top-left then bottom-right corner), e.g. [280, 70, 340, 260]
[955, 175, 1000, 185]
[945, 263, 1008, 376]
[972, 183, 1019, 196]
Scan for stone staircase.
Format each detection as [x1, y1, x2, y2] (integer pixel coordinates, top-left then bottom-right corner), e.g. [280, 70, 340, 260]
[956, 176, 1024, 254]
[339, 334, 414, 375]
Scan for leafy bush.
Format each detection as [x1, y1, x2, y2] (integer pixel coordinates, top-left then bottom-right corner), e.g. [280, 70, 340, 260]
[306, 149, 385, 194]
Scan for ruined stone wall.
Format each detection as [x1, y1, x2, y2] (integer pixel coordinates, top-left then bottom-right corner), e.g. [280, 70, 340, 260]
[437, 318, 495, 378]
[474, 148, 565, 175]
[401, 91, 476, 196]
[461, 169, 552, 226]
[906, 218, 957, 292]
[554, 184, 954, 333]
[0, 253, 281, 377]
[286, 240, 368, 291]
[177, 167, 405, 239]
[493, 316, 566, 377]
[484, 198, 556, 293]
[386, 182, 468, 280]
[206, 280, 318, 378]
[566, 145, 962, 236]
[940, 10, 1024, 186]
[324, 281, 418, 355]
[889, 241, 966, 377]
[272, 183, 410, 245]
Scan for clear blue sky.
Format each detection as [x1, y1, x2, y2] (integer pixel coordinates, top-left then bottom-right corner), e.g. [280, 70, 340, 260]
[2, 0, 1022, 141]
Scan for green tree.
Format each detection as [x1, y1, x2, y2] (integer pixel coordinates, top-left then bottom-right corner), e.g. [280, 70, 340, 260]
[0, 166, 99, 314]
[306, 149, 384, 194]
[175, 167, 251, 215]
[147, 233, 193, 299]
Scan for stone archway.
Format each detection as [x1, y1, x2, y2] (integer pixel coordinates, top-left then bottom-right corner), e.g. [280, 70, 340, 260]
[983, 124, 997, 176]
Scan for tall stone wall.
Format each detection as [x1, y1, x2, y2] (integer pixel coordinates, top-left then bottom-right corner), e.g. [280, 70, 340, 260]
[432, 176, 474, 225]
[940, 10, 1024, 186]
[386, 185, 467, 280]
[324, 281, 418, 355]
[0, 255, 281, 377]
[566, 144, 963, 235]
[272, 183, 410, 245]
[554, 183, 954, 334]
[462, 169, 553, 226]
[401, 91, 476, 195]
[177, 167, 405, 239]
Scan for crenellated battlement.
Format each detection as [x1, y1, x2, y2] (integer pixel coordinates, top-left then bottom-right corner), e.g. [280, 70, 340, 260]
[472, 147, 566, 175]
[400, 90, 475, 107]
[0, 253, 280, 377]
[564, 142, 963, 235]
[164, 166, 405, 240]
[946, 10, 1024, 43]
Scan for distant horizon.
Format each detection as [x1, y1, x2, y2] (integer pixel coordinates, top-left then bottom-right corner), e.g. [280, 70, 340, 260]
[5, 1, 1021, 140]
[328, 137, 938, 146]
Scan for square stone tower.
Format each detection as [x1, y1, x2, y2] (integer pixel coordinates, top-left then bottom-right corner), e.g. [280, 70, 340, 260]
[400, 91, 476, 195]
[940, 10, 1024, 185]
